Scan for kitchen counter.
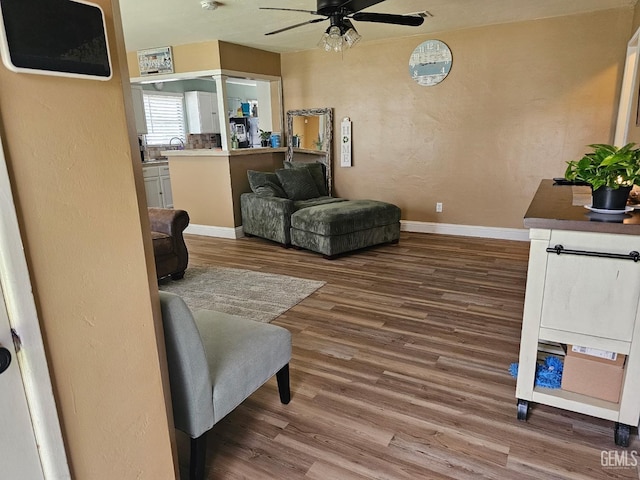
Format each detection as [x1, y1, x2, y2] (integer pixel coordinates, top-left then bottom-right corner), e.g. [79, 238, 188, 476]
[524, 179, 640, 235]
[142, 159, 168, 166]
[161, 147, 286, 157]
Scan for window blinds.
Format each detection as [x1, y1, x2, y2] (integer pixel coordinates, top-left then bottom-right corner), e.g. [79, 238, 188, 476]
[142, 92, 186, 145]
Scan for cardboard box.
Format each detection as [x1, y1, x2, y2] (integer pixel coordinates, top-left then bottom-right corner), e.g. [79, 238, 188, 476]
[561, 345, 626, 403]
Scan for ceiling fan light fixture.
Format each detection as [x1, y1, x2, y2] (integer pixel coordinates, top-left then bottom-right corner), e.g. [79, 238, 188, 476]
[200, 1, 219, 11]
[318, 23, 361, 53]
[318, 25, 345, 52]
[343, 26, 361, 48]
[328, 25, 342, 40]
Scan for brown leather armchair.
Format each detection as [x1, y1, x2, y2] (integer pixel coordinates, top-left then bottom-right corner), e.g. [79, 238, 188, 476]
[148, 208, 190, 280]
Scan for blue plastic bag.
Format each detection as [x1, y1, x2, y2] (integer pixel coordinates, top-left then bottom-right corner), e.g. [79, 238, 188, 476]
[509, 356, 563, 389]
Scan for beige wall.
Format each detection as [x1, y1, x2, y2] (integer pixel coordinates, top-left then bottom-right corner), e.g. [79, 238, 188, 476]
[170, 153, 284, 228]
[170, 156, 236, 227]
[0, 1, 176, 478]
[127, 40, 280, 78]
[127, 40, 222, 77]
[219, 41, 281, 77]
[281, 8, 633, 229]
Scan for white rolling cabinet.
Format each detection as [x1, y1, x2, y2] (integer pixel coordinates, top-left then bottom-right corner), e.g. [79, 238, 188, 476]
[131, 85, 147, 134]
[185, 91, 220, 134]
[143, 165, 173, 208]
[517, 180, 640, 447]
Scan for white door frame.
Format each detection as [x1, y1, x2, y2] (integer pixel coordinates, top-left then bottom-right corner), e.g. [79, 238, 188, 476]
[0, 134, 70, 478]
[614, 27, 640, 146]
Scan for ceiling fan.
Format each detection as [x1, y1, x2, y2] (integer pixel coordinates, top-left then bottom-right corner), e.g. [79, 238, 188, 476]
[260, 0, 425, 51]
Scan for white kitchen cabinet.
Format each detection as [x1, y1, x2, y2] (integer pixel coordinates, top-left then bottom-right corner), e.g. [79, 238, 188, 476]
[185, 91, 220, 134]
[159, 166, 173, 208]
[143, 165, 173, 208]
[131, 85, 148, 134]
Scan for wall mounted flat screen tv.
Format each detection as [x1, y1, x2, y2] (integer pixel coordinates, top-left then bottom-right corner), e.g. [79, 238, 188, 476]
[0, 0, 112, 80]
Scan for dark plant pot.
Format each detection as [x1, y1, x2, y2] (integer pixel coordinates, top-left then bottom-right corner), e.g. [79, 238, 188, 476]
[261, 139, 270, 147]
[592, 185, 632, 210]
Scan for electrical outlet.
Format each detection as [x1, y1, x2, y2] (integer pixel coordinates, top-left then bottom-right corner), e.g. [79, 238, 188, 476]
[436, 202, 443, 213]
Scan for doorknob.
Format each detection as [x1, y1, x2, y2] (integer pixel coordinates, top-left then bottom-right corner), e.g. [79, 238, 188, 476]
[0, 346, 11, 374]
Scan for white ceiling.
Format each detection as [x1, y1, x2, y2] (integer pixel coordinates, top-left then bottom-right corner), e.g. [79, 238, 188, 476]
[119, 0, 637, 54]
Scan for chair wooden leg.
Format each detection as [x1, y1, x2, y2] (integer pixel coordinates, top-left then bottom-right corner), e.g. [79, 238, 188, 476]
[190, 432, 207, 480]
[276, 363, 291, 404]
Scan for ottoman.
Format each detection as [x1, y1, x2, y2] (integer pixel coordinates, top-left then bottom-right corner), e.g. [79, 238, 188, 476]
[290, 199, 401, 258]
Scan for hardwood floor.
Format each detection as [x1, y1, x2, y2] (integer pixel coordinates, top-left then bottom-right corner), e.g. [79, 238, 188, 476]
[176, 232, 640, 479]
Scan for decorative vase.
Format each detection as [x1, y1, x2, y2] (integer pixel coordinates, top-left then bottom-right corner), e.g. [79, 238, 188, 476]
[591, 185, 632, 210]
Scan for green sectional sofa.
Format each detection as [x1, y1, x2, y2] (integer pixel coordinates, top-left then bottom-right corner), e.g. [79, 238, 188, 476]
[240, 162, 401, 258]
[290, 199, 401, 258]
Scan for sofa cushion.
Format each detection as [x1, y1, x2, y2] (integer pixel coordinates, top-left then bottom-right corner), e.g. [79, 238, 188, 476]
[284, 161, 328, 196]
[276, 168, 320, 201]
[293, 196, 347, 211]
[247, 170, 287, 198]
[291, 200, 401, 236]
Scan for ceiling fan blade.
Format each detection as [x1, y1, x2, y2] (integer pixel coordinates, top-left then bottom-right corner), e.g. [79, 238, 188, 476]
[336, 0, 386, 14]
[265, 18, 326, 36]
[259, 7, 320, 15]
[352, 12, 425, 26]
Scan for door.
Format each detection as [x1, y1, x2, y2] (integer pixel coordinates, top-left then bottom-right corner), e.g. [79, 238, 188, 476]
[160, 172, 173, 208]
[0, 279, 46, 479]
[0, 132, 69, 478]
[144, 175, 163, 208]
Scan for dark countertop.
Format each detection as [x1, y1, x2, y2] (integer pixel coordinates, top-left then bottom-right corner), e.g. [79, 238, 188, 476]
[524, 179, 640, 235]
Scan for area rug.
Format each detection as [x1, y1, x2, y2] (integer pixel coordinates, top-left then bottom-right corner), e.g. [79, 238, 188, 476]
[159, 265, 325, 323]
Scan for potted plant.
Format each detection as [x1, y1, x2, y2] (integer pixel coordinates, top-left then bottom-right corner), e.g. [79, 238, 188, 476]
[259, 129, 271, 147]
[314, 134, 324, 151]
[565, 143, 640, 210]
[231, 133, 239, 149]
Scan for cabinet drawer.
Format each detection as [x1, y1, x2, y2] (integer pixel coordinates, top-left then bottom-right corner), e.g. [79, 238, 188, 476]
[549, 230, 640, 254]
[143, 166, 159, 178]
[159, 166, 170, 176]
[540, 230, 640, 341]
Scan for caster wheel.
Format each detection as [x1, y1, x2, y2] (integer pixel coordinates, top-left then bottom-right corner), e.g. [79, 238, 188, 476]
[615, 423, 630, 447]
[517, 399, 529, 421]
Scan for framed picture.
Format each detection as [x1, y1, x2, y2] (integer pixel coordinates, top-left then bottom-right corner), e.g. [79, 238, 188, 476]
[137, 46, 173, 76]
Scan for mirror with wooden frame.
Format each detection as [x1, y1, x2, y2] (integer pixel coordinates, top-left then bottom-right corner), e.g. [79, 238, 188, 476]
[286, 108, 333, 195]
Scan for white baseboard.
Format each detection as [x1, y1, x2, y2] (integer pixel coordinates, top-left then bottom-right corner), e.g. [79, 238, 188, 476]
[185, 224, 244, 239]
[401, 220, 529, 242]
[189, 221, 529, 242]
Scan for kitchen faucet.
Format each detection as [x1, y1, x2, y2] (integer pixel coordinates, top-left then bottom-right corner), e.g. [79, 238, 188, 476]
[169, 137, 185, 150]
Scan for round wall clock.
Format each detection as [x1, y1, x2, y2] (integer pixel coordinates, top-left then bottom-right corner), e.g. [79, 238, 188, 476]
[409, 40, 452, 86]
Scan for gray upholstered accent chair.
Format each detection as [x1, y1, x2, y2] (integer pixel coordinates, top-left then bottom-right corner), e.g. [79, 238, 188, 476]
[158, 291, 292, 480]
